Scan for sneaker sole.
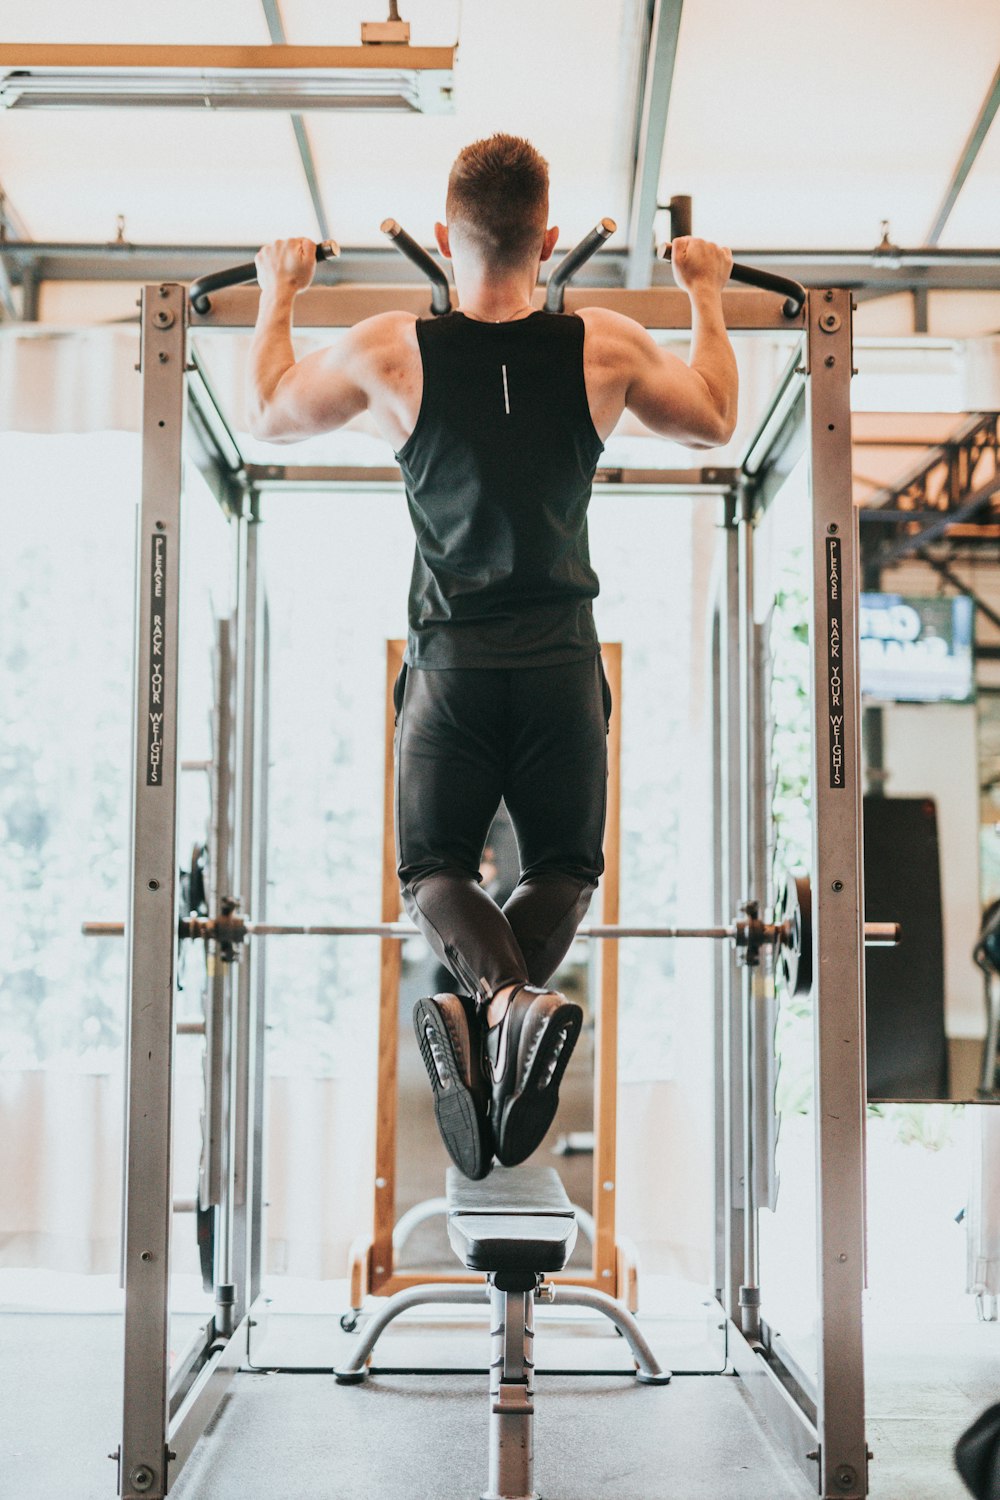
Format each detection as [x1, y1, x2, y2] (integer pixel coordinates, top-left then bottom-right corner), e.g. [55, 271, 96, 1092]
[494, 1002, 583, 1167]
[413, 998, 492, 1181]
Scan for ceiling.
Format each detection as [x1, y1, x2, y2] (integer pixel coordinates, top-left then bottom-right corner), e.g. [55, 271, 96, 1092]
[1, 0, 998, 261]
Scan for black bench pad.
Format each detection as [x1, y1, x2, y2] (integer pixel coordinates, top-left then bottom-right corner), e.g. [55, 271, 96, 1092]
[446, 1166, 578, 1273]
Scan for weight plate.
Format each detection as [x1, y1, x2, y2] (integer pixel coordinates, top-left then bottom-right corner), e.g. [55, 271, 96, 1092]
[774, 870, 812, 997]
[196, 1200, 216, 1295]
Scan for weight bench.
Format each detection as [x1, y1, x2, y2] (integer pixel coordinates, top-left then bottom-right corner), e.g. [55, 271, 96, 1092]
[335, 1165, 670, 1500]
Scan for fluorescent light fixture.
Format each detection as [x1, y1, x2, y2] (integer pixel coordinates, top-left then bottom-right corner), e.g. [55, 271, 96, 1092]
[0, 44, 456, 114]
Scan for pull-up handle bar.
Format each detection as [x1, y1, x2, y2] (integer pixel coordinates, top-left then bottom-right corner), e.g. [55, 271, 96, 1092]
[188, 239, 341, 316]
[659, 242, 806, 319]
[545, 218, 617, 313]
[380, 218, 453, 315]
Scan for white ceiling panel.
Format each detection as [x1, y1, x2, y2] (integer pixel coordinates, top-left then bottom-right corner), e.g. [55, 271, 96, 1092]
[301, 0, 642, 249]
[1, 0, 270, 44]
[0, 110, 319, 242]
[661, 0, 1000, 249]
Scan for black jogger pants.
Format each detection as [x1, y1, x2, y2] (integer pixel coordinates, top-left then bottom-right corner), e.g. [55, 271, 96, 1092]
[394, 655, 611, 1002]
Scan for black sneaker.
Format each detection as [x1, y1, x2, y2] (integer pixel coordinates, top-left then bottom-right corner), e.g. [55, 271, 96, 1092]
[413, 993, 492, 1181]
[484, 985, 583, 1167]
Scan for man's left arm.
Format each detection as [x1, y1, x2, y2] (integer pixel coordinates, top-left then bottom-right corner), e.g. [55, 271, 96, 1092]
[247, 237, 370, 443]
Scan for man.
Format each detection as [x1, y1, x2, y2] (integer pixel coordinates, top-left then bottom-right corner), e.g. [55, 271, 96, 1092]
[249, 133, 737, 1181]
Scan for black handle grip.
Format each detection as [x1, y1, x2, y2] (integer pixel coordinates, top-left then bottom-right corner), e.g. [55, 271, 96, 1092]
[189, 240, 340, 316]
[380, 219, 452, 316]
[660, 243, 806, 318]
[545, 218, 617, 313]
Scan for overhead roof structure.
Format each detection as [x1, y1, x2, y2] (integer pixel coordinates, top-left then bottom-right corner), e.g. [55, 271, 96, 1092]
[0, 0, 998, 319]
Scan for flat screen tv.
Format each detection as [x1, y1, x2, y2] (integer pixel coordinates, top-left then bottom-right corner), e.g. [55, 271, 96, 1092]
[859, 593, 974, 704]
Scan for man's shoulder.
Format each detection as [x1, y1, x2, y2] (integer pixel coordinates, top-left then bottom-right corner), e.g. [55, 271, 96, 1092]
[350, 309, 420, 348]
[575, 304, 646, 349]
[574, 305, 649, 379]
[336, 310, 420, 383]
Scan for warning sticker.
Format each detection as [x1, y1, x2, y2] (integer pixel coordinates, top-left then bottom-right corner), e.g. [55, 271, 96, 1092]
[146, 533, 166, 786]
[826, 535, 845, 789]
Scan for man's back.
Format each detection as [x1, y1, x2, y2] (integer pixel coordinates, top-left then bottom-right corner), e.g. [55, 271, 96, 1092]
[396, 309, 603, 669]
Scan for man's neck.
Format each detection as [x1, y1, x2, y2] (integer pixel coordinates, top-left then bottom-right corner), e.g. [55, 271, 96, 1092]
[453, 264, 537, 323]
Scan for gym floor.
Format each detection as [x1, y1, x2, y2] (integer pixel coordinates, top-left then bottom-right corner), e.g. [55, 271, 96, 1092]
[1, 1288, 989, 1499]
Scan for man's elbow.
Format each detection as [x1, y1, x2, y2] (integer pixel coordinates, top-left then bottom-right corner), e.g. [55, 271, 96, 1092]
[247, 402, 294, 445]
[711, 410, 738, 447]
[689, 411, 737, 449]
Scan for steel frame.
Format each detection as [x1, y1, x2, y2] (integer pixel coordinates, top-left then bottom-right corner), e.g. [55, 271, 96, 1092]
[2, 242, 999, 308]
[625, 0, 684, 290]
[712, 290, 868, 1497]
[925, 61, 1000, 248]
[118, 279, 867, 1499]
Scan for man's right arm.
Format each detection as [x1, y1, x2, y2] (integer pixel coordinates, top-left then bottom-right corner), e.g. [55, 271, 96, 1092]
[595, 238, 738, 450]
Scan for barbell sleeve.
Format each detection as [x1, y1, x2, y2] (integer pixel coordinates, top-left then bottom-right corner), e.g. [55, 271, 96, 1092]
[863, 922, 901, 947]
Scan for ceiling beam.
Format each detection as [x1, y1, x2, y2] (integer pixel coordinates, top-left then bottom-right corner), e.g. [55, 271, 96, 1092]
[625, 0, 684, 290]
[925, 61, 1000, 246]
[2, 242, 1000, 295]
[260, 0, 332, 242]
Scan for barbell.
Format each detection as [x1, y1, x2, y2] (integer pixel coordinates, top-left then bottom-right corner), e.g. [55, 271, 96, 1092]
[82, 864, 898, 997]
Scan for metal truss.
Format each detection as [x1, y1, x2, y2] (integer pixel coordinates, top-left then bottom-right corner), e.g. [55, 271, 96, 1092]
[860, 412, 1000, 568]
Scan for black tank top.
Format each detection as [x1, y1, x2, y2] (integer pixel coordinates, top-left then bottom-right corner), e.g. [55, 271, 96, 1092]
[395, 309, 605, 668]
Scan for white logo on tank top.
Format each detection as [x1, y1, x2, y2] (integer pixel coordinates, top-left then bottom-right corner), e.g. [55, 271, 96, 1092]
[501, 363, 510, 415]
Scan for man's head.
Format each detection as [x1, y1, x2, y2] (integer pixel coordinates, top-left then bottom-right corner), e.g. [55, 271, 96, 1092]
[436, 134, 558, 276]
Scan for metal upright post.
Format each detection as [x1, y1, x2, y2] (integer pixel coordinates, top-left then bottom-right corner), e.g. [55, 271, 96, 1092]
[120, 283, 187, 1500]
[249, 597, 271, 1305]
[231, 508, 265, 1321]
[736, 485, 762, 1341]
[719, 496, 747, 1323]
[806, 288, 868, 1499]
[710, 576, 727, 1300]
[205, 615, 236, 1325]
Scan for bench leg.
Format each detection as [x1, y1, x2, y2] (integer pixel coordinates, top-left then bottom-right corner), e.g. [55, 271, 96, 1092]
[334, 1284, 489, 1383]
[548, 1286, 672, 1383]
[482, 1281, 537, 1500]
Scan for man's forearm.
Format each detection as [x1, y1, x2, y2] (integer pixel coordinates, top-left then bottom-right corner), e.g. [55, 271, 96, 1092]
[248, 289, 297, 430]
[688, 287, 738, 434]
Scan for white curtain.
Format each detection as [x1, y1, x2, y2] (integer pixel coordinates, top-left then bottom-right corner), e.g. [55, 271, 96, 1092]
[0, 328, 376, 1282]
[0, 1068, 376, 1281]
[0, 327, 141, 434]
